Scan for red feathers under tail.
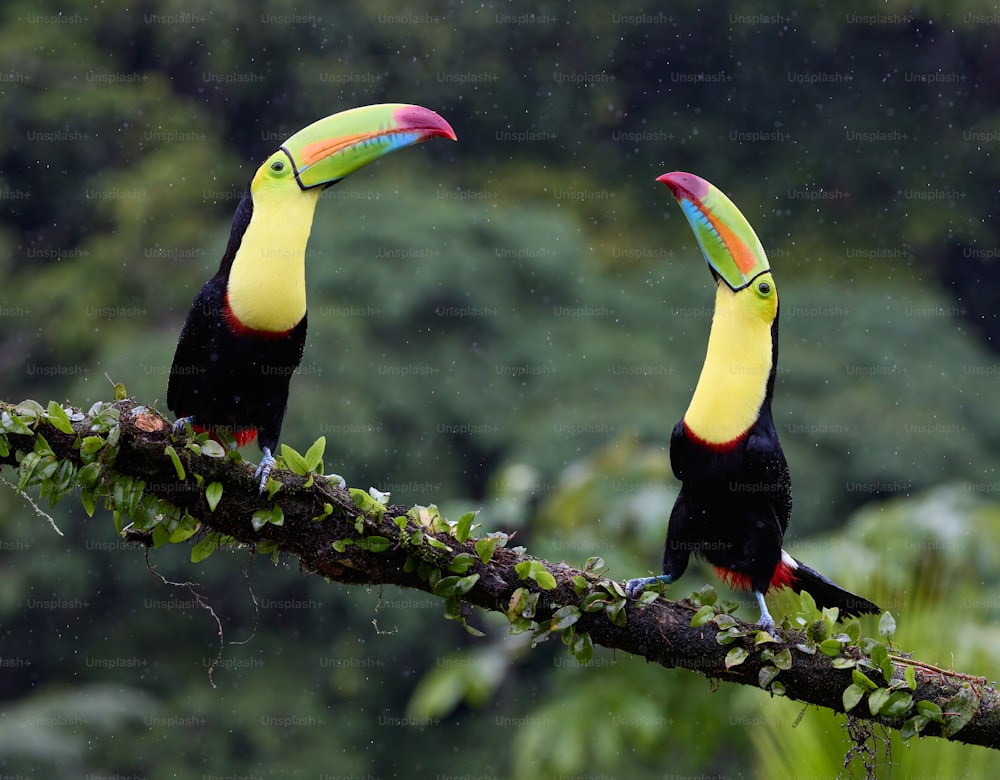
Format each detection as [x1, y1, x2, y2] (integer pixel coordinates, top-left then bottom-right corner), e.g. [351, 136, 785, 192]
[714, 554, 879, 617]
[192, 424, 258, 448]
[713, 557, 797, 593]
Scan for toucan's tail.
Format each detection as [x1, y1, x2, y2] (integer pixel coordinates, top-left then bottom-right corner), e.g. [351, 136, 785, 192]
[783, 551, 880, 617]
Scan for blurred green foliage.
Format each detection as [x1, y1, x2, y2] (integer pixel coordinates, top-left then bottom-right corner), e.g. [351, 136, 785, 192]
[2, 0, 1000, 777]
[756, 486, 1000, 778]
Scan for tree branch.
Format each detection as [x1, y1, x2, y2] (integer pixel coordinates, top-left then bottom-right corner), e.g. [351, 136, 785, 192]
[1, 398, 997, 751]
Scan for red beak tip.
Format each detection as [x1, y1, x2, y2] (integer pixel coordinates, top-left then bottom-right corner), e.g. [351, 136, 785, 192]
[393, 105, 457, 142]
[656, 171, 708, 201]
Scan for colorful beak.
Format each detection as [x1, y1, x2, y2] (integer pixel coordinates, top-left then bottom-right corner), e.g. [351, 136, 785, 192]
[657, 172, 769, 291]
[280, 103, 457, 190]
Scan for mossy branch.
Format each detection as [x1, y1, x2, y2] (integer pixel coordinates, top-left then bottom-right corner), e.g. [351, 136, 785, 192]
[1, 398, 998, 752]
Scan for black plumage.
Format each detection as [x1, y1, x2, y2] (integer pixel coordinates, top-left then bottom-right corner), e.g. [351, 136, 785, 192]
[662, 315, 791, 595]
[167, 188, 307, 453]
[629, 308, 880, 621]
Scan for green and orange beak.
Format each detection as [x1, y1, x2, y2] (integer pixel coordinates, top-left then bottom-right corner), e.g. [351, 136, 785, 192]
[657, 172, 770, 291]
[280, 103, 457, 190]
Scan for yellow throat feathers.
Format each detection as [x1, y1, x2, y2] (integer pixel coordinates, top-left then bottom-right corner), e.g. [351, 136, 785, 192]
[226, 184, 323, 333]
[683, 282, 777, 445]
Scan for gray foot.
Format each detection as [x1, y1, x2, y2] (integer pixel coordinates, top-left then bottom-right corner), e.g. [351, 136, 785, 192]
[254, 447, 276, 495]
[624, 575, 672, 600]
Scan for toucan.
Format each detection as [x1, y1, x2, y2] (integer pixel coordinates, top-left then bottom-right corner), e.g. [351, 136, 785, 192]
[625, 172, 880, 630]
[168, 103, 457, 492]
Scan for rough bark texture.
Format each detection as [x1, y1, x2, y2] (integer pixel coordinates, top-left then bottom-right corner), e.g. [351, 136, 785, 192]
[1, 398, 997, 752]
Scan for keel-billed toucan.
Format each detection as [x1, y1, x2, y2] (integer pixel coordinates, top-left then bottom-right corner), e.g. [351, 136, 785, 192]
[168, 104, 456, 491]
[625, 172, 879, 629]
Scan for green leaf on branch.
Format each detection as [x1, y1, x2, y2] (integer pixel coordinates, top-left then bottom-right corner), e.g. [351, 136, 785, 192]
[33, 434, 54, 459]
[454, 510, 478, 543]
[15, 400, 44, 420]
[772, 648, 792, 670]
[111, 475, 144, 516]
[434, 574, 480, 598]
[881, 690, 913, 718]
[691, 584, 718, 607]
[280, 444, 310, 476]
[368, 487, 390, 504]
[691, 604, 716, 627]
[191, 533, 219, 563]
[758, 664, 780, 689]
[150, 524, 169, 548]
[819, 638, 845, 657]
[550, 605, 581, 631]
[505, 587, 540, 634]
[870, 642, 894, 684]
[425, 536, 452, 553]
[168, 515, 200, 543]
[355, 536, 392, 553]
[164, 445, 185, 481]
[505, 588, 529, 623]
[916, 700, 944, 723]
[806, 619, 828, 644]
[715, 626, 745, 645]
[442, 596, 485, 637]
[583, 557, 607, 576]
[1, 410, 32, 435]
[81, 435, 105, 456]
[303, 436, 326, 472]
[900, 714, 928, 740]
[943, 684, 980, 737]
[199, 439, 226, 458]
[474, 536, 498, 565]
[448, 553, 476, 574]
[514, 560, 557, 590]
[310, 502, 334, 522]
[879, 611, 896, 641]
[580, 592, 610, 613]
[350, 487, 387, 520]
[843, 620, 862, 644]
[567, 630, 594, 664]
[605, 598, 627, 627]
[713, 614, 737, 630]
[251, 505, 284, 532]
[45, 401, 75, 434]
[851, 668, 879, 692]
[725, 646, 749, 669]
[205, 481, 223, 512]
[843, 683, 865, 712]
[81, 488, 98, 517]
[868, 687, 891, 716]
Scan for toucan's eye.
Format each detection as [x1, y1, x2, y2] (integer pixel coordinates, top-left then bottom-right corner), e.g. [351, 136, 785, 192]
[757, 281, 771, 295]
[270, 160, 285, 173]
